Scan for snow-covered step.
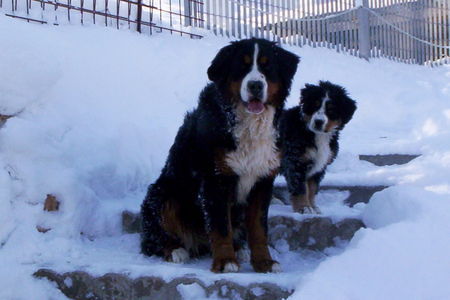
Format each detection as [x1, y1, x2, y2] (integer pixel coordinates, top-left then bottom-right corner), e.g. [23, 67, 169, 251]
[34, 269, 292, 300]
[273, 184, 388, 207]
[122, 210, 364, 252]
[36, 210, 363, 300]
[268, 216, 364, 252]
[359, 154, 420, 166]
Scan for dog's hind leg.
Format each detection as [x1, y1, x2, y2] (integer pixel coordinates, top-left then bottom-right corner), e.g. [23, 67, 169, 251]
[140, 182, 189, 263]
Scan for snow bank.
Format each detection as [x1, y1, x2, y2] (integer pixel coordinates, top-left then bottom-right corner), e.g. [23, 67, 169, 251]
[1, 14, 450, 299]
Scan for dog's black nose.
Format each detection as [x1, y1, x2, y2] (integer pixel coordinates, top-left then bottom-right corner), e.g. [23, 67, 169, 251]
[314, 119, 324, 130]
[247, 80, 263, 98]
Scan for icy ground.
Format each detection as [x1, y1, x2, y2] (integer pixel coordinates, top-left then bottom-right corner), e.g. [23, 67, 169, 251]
[1, 14, 450, 300]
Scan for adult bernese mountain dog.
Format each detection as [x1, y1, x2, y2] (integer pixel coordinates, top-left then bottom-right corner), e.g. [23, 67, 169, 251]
[140, 38, 299, 273]
[279, 81, 356, 214]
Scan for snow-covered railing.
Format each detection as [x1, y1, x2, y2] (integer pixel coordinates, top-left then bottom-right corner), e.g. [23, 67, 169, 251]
[196, 0, 449, 66]
[0, 0, 204, 39]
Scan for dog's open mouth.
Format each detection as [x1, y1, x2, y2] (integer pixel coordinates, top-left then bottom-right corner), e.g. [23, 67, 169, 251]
[245, 99, 265, 114]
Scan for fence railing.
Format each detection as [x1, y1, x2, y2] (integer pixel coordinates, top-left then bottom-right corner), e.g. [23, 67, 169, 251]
[2, 0, 449, 66]
[199, 0, 450, 66]
[1, 0, 204, 38]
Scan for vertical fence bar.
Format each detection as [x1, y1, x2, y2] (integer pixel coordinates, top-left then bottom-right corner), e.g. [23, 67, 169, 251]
[357, 0, 370, 59]
[444, 0, 449, 63]
[264, 0, 270, 40]
[136, 0, 142, 32]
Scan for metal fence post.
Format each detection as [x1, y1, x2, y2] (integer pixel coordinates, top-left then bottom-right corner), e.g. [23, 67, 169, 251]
[357, 0, 370, 60]
[184, 0, 192, 27]
[136, 0, 143, 33]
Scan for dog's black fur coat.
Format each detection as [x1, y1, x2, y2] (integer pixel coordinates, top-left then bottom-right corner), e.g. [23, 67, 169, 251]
[279, 81, 356, 213]
[140, 38, 299, 272]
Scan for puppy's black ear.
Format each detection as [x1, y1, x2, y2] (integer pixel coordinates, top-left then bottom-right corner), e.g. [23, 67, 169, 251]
[207, 43, 236, 83]
[276, 46, 300, 90]
[300, 84, 321, 104]
[341, 95, 357, 125]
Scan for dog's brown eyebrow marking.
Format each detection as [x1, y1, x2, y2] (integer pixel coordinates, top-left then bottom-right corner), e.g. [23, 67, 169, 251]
[244, 55, 252, 64]
[259, 56, 268, 64]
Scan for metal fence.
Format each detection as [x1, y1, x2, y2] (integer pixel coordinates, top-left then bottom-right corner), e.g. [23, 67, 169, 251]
[2, 0, 449, 66]
[199, 0, 450, 66]
[1, 0, 204, 38]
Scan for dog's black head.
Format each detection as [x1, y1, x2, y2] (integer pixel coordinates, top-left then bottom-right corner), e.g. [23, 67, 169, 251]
[207, 38, 300, 114]
[300, 81, 357, 133]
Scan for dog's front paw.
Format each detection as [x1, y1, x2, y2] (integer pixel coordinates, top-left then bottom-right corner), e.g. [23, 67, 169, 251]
[251, 259, 282, 273]
[165, 248, 189, 264]
[211, 258, 240, 273]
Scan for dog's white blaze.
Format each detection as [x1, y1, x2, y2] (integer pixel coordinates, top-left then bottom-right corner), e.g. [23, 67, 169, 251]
[240, 43, 268, 103]
[225, 105, 280, 203]
[309, 95, 329, 132]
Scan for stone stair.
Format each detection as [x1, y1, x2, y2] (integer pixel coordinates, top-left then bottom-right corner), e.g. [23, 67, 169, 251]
[35, 154, 419, 300]
[274, 154, 420, 207]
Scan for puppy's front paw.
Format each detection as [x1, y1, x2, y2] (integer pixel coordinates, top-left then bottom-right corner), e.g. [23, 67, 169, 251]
[295, 205, 321, 214]
[211, 258, 240, 273]
[251, 259, 282, 273]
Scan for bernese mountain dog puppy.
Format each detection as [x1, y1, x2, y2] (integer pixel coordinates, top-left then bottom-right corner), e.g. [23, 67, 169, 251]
[279, 81, 356, 214]
[140, 38, 299, 273]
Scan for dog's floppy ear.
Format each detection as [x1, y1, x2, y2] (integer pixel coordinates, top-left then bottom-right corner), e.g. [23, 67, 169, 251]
[340, 95, 357, 125]
[276, 46, 300, 90]
[207, 43, 236, 83]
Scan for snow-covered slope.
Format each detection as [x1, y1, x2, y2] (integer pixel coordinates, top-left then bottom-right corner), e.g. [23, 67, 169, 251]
[1, 15, 450, 299]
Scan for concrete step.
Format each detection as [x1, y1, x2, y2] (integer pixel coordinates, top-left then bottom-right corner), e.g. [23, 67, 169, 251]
[359, 154, 420, 166]
[122, 211, 364, 252]
[36, 212, 364, 300]
[34, 269, 292, 300]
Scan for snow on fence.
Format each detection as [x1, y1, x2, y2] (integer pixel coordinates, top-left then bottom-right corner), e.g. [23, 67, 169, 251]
[1, 0, 449, 66]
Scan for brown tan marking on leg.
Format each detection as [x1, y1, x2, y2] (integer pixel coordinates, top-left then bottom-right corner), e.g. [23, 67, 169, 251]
[290, 193, 311, 213]
[246, 179, 280, 273]
[210, 203, 239, 273]
[307, 179, 321, 214]
[160, 200, 192, 262]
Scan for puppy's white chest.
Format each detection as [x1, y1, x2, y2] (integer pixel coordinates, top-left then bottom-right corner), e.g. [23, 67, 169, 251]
[306, 133, 332, 177]
[225, 106, 280, 203]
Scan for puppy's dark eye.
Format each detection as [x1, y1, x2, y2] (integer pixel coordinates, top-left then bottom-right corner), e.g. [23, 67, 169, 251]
[244, 55, 251, 64]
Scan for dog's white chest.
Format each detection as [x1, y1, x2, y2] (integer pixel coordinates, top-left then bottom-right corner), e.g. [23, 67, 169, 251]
[306, 133, 332, 177]
[225, 106, 280, 203]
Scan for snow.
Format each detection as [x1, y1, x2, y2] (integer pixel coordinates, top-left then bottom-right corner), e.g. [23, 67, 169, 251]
[1, 13, 450, 300]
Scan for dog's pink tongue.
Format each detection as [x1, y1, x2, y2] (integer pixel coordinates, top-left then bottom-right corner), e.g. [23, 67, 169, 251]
[247, 100, 265, 114]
